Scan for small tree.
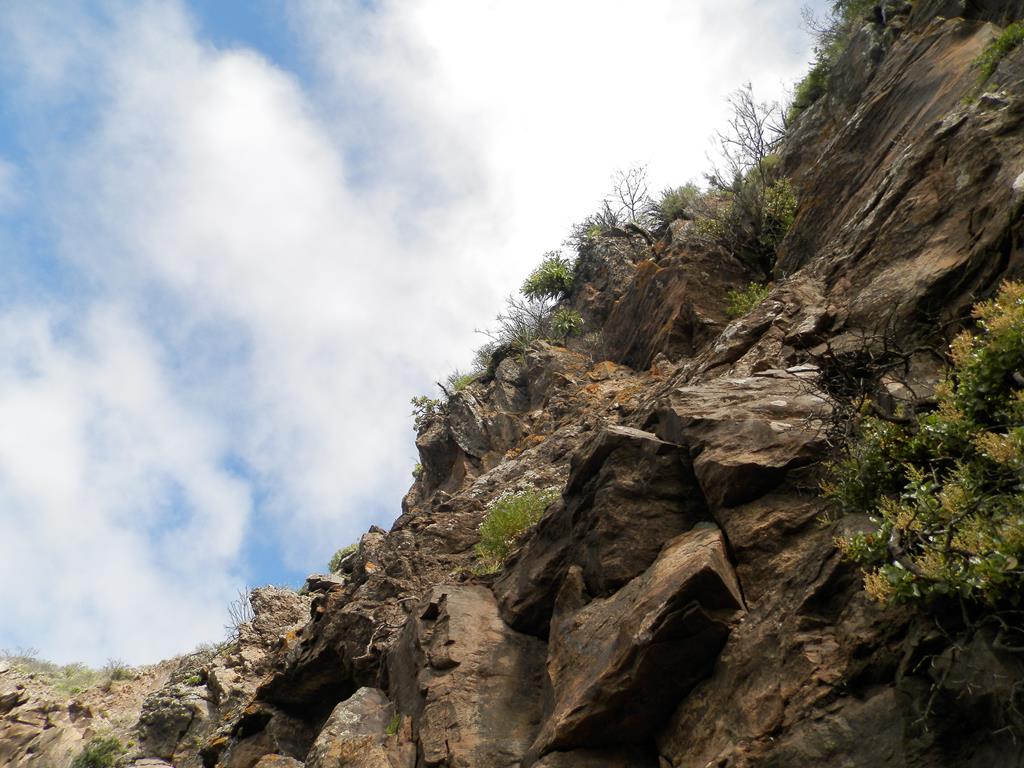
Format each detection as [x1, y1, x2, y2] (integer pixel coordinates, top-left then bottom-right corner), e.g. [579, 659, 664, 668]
[700, 83, 794, 276]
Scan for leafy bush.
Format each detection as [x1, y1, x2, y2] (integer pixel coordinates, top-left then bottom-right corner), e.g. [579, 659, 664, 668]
[70, 736, 124, 768]
[411, 395, 444, 433]
[975, 20, 1024, 82]
[475, 488, 560, 573]
[412, 462, 424, 481]
[102, 659, 136, 682]
[550, 308, 584, 344]
[522, 251, 575, 301]
[829, 282, 1024, 607]
[726, 282, 772, 318]
[328, 543, 358, 573]
[650, 183, 703, 226]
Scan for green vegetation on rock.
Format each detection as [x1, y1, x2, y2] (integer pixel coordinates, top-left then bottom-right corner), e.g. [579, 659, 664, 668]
[328, 543, 358, 573]
[70, 736, 125, 768]
[551, 307, 584, 345]
[829, 282, 1024, 607]
[725, 282, 772, 319]
[474, 488, 560, 573]
[521, 251, 575, 301]
[975, 20, 1024, 82]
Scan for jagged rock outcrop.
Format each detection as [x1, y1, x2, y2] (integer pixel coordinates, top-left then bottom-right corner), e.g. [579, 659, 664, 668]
[7, 3, 1024, 767]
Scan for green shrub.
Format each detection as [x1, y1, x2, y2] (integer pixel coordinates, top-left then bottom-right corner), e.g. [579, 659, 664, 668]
[412, 462, 424, 481]
[652, 183, 703, 225]
[550, 308, 584, 344]
[70, 736, 124, 768]
[328, 543, 358, 574]
[975, 21, 1024, 82]
[725, 282, 772, 318]
[102, 659, 136, 682]
[829, 282, 1024, 607]
[474, 488, 560, 573]
[522, 251, 575, 301]
[788, 59, 831, 120]
[410, 395, 443, 433]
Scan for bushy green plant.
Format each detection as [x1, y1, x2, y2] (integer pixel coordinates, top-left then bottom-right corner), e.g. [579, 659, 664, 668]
[102, 659, 136, 682]
[328, 543, 358, 573]
[410, 395, 443, 433]
[475, 488, 560, 573]
[650, 183, 703, 226]
[975, 21, 1024, 81]
[412, 462, 424, 481]
[725, 282, 772, 318]
[829, 282, 1024, 607]
[550, 307, 584, 344]
[522, 251, 575, 301]
[70, 736, 124, 768]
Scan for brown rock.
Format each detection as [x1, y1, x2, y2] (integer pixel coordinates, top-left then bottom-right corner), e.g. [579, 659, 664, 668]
[530, 527, 744, 757]
[653, 376, 829, 509]
[305, 687, 409, 768]
[495, 425, 709, 634]
[388, 585, 546, 767]
[603, 246, 752, 369]
[252, 756, 304, 768]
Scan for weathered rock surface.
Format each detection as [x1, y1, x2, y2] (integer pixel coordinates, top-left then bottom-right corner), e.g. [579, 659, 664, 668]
[653, 376, 829, 509]
[495, 424, 708, 635]
[304, 687, 412, 768]
[388, 585, 546, 767]
[530, 528, 744, 758]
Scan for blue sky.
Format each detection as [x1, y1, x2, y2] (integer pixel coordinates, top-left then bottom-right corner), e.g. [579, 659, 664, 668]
[0, 0, 825, 664]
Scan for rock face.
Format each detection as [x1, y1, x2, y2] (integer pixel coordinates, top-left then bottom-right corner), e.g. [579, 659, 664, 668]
[388, 586, 546, 768]
[6, 4, 1024, 768]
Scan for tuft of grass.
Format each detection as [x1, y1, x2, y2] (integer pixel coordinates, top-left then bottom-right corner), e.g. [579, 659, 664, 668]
[70, 736, 124, 768]
[726, 283, 772, 319]
[975, 21, 1024, 82]
[474, 488, 560, 574]
[446, 370, 477, 393]
[385, 712, 401, 736]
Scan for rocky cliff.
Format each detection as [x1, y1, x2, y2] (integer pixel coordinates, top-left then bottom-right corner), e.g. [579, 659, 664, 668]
[3, 3, 1024, 767]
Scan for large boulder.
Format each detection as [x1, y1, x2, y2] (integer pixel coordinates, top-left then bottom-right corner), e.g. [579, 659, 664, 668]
[653, 375, 829, 509]
[388, 585, 546, 767]
[304, 687, 412, 768]
[529, 527, 744, 758]
[495, 425, 709, 635]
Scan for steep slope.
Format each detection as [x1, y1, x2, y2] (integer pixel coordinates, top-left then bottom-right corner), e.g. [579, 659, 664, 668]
[4, 3, 1024, 767]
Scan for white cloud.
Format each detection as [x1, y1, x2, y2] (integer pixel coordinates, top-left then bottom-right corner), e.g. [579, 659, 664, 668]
[0, 158, 18, 212]
[0, 0, 819, 664]
[0, 304, 248, 662]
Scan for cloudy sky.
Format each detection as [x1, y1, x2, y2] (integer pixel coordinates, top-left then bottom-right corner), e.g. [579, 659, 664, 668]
[0, 0, 824, 665]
